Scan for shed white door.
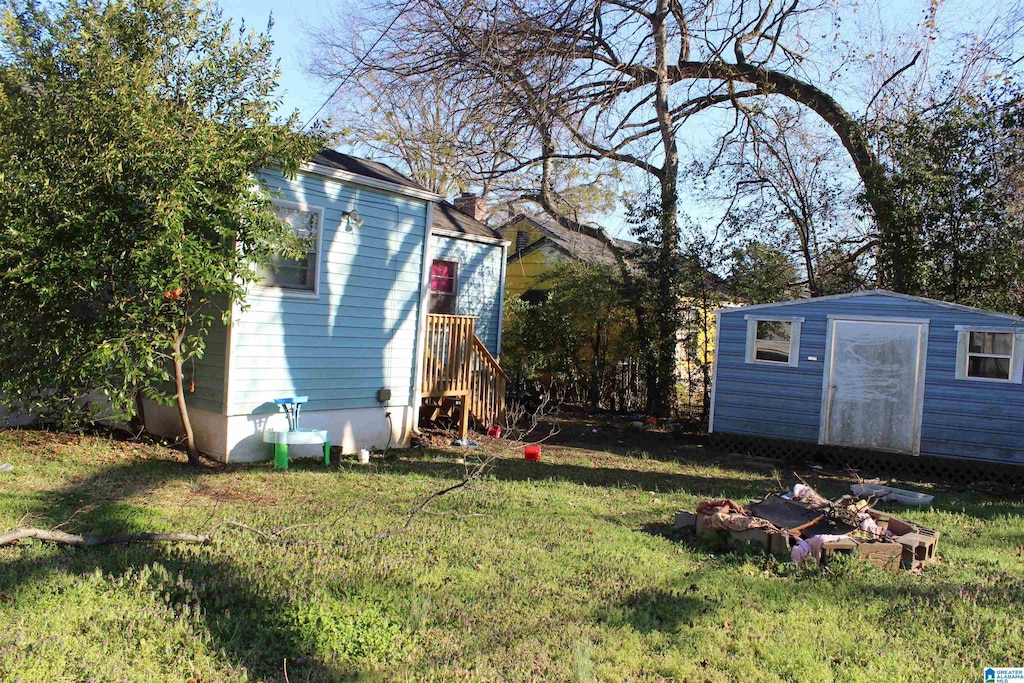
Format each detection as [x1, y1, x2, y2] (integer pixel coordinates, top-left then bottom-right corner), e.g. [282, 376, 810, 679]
[821, 319, 927, 454]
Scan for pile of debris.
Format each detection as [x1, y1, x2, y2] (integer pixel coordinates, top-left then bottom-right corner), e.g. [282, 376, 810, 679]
[674, 483, 939, 572]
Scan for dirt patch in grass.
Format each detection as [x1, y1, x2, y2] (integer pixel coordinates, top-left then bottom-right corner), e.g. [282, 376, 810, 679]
[1, 428, 185, 465]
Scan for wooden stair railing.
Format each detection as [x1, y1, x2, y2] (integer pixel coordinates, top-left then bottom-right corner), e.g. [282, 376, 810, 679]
[421, 314, 506, 437]
[467, 334, 507, 427]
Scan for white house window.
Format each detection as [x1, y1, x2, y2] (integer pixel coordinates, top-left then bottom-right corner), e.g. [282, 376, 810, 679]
[745, 316, 803, 367]
[429, 260, 458, 314]
[258, 203, 321, 292]
[955, 326, 1023, 382]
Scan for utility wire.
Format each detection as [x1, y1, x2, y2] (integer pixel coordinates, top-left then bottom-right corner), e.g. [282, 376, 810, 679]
[301, 1, 415, 130]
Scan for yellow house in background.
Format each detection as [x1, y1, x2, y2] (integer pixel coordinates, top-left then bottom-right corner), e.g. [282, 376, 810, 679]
[497, 213, 731, 417]
[498, 214, 633, 301]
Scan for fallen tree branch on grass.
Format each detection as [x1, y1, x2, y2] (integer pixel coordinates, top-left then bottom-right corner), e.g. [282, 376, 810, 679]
[0, 527, 211, 547]
[3, 442, 508, 550]
[1, 513, 358, 549]
[368, 478, 478, 541]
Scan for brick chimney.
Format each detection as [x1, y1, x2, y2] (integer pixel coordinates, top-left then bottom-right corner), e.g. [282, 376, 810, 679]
[453, 192, 487, 223]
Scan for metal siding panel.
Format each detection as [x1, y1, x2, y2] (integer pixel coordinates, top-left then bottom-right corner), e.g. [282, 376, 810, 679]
[715, 294, 1024, 463]
[170, 301, 228, 415]
[228, 171, 427, 416]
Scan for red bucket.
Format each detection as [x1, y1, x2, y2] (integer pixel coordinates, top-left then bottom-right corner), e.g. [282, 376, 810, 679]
[524, 444, 541, 461]
[487, 424, 503, 438]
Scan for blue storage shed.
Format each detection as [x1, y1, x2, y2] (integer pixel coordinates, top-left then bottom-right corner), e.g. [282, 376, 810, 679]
[709, 290, 1024, 466]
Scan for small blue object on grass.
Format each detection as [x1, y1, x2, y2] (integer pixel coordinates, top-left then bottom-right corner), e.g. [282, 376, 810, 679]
[453, 439, 479, 448]
[264, 397, 329, 469]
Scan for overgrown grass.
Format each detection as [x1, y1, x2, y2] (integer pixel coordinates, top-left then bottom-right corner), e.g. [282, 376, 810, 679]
[0, 428, 1021, 681]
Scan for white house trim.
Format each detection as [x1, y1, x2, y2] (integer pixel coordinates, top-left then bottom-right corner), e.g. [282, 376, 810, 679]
[953, 325, 1024, 384]
[249, 198, 326, 300]
[411, 201, 435, 430]
[496, 241, 508, 356]
[298, 161, 443, 202]
[744, 316, 802, 367]
[432, 227, 510, 247]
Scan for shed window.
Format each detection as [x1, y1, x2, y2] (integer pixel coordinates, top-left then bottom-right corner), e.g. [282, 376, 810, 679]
[968, 332, 1012, 379]
[744, 316, 803, 367]
[955, 327, 1023, 383]
[756, 321, 792, 362]
[429, 260, 459, 314]
[257, 203, 321, 292]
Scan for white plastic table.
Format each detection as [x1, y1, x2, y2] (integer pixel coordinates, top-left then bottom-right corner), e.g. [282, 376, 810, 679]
[263, 428, 330, 468]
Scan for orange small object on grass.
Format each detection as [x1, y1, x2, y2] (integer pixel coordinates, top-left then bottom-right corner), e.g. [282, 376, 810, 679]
[524, 444, 541, 461]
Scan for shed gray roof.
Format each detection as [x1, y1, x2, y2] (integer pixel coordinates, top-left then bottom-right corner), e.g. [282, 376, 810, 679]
[310, 150, 503, 242]
[715, 289, 1024, 321]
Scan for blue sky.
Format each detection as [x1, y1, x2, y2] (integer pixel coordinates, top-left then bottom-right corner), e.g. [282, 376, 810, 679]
[221, 0, 334, 121]
[223, 0, 1018, 239]
[224, 0, 1013, 124]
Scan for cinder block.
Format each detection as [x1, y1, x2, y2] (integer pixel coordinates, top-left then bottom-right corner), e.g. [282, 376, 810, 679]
[898, 532, 938, 569]
[886, 517, 917, 537]
[770, 531, 792, 556]
[674, 510, 698, 532]
[856, 541, 902, 573]
[696, 513, 715, 537]
[729, 528, 772, 550]
[821, 537, 858, 560]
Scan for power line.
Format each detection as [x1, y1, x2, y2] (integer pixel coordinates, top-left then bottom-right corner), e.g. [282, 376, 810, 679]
[301, 1, 415, 131]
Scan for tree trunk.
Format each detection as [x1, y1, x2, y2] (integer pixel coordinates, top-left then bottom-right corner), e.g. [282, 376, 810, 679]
[131, 390, 147, 434]
[796, 218, 818, 296]
[172, 326, 200, 465]
[645, 0, 681, 418]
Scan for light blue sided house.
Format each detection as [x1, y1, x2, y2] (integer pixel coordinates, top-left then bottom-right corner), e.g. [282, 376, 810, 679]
[710, 290, 1024, 468]
[144, 151, 508, 462]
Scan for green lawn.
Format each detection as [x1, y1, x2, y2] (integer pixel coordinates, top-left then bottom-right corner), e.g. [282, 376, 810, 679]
[0, 427, 1021, 682]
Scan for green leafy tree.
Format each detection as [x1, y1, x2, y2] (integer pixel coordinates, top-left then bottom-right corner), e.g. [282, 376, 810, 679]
[728, 241, 800, 304]
[502, 260, 638, 410]
[0, 0, 326, 463]
[880, 84, 1024, 313]
[622, 194, 686, 417]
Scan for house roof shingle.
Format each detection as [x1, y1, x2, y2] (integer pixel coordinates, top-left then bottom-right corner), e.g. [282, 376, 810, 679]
[311, 149, 426, 192]
[431, 201, 506, 241]
[502, 214, 636, 265]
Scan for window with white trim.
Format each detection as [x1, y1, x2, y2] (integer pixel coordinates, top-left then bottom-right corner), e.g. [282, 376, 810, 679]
[429, 259, 459, 314]
[257, 203, 321, 292]
[955, 326, 1024, 383]
[745, 316, 803, 367]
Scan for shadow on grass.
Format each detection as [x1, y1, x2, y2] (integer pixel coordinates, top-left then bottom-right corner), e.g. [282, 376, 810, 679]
[0, 456, 347, 682]
[385, 452, 777, 499]
[599, 587, 707, 634]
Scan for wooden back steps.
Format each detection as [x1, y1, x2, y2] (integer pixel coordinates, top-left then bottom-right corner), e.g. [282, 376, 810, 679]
[420, 314, 507, 440]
